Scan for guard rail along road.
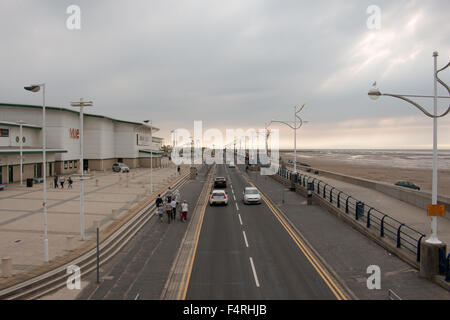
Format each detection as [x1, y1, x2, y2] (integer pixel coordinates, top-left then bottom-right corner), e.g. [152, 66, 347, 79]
[275, 167, 426, 268]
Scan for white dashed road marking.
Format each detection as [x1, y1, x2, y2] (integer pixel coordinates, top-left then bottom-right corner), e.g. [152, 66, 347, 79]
[249, 257, 260, 287]
[238, 214, 243, 225]
[242, 230, 249, 247]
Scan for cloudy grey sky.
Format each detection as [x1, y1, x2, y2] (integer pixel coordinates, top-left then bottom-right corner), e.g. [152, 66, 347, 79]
[1, 0, 449, 148]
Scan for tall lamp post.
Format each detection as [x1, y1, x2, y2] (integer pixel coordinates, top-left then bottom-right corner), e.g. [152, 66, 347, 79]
[17, 120, 26, 185]
[368, 51, 450, 244]
[269, 104, 307, 173]
[144, 120, 153, 194]
[24, 83, 48, 262]
[71, 98, 93, 241]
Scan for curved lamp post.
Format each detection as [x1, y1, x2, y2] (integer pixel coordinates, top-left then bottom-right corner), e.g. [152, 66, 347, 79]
[368, 51, 450, 244]
[269, 104, 308, 173]
[24, 83, 48, 262]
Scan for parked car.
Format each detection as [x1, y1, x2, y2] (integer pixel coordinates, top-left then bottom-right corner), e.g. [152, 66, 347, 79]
[209, 190, 228, 206]
[214, 177, 227, 188]
[395, 181, 420, 190]
[228, 162, 235, 168]
[112, 162, 130, 173]
[243, 187, 261, 205]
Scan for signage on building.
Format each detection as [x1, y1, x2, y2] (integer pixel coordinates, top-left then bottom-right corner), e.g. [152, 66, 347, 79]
[70, 128, 80, 139]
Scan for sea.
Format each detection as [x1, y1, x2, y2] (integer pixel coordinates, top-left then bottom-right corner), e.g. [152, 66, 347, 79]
[280, 149, 450, 170]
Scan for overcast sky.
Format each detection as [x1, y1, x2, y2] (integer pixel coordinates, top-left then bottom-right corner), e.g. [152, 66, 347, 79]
[1, 0, 449, 148]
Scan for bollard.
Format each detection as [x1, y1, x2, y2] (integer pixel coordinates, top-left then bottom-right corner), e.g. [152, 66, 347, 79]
[2, 257, 12, 278]
[307, 182, 314, 206]
[93, 220, 101, 231]
[66, 235, 75, 251]
[112, 209, 120, 219]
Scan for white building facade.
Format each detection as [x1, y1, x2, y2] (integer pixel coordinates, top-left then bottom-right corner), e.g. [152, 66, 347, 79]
[0, 103, 163, 184]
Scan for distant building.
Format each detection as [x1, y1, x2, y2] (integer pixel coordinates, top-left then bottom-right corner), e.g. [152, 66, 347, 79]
[0, 103, 164, 184]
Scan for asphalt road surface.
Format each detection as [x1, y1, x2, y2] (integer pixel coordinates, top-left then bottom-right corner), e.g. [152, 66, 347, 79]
[185, 164, 339, 300]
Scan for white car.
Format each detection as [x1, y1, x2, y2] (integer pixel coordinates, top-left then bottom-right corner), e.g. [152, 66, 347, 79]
[209, 190, 228, 206]
[228, 162, 235, 168]
[243, 187, 261, 204]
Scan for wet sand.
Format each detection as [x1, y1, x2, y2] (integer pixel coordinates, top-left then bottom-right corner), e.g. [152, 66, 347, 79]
[280, 152, 450, 198]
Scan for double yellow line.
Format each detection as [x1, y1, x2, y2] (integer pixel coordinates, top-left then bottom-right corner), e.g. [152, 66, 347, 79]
[250, 182, 348, 300]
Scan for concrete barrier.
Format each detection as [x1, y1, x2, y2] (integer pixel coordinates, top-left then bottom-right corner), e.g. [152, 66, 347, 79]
[1, 257, 12, 278]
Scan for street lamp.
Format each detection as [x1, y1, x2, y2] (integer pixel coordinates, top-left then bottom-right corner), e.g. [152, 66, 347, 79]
[24, 83, 48, 262]
[368, 52, 450, 244]
[16, 120, 26, 185]
[144, 120, 153, 194]
[71, 98, 93, 241]
[269, 104, 308, 173]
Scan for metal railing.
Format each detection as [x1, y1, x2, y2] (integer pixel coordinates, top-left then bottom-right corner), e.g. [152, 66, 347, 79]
[277, 167, 426, 262]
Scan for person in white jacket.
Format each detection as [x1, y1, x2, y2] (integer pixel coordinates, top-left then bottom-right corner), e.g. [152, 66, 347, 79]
[180, 200, 188, 222]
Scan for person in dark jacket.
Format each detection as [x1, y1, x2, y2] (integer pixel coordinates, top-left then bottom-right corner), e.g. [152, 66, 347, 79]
[156, 194, 163, 208]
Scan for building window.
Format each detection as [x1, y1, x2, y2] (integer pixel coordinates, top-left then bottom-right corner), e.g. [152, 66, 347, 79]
[74, 160, 77, 168]
[64, 161, 68, 170]
[0, 128, 9, 137]
[69, 161, 73, 169]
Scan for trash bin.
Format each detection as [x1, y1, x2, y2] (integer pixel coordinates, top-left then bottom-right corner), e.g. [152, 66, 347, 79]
[26, 178, 33, 188]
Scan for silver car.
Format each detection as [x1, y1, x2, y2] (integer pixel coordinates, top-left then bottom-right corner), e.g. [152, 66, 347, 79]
[243, 187, 261, 204]
[112, 162, 130, 173]
[209, 190, 228, 206]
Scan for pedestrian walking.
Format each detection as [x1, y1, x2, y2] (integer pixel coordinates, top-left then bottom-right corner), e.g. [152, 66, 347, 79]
[156, 194, 163, 208]
[165, 201, 173, 224]
[177, 166, 180, 175]
[170, 199, 177, 220]
[174, 189, 180, 204]
[54, 175, 58, 189]
[157, 206, 164, 222]
[166, 187, 173, 202]
[60, 176, 65, 189]
[181, 200, 188, 222]
[68, 176, 73, 189]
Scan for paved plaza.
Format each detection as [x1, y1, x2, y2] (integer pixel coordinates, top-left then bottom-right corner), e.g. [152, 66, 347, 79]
[0, 163, 188, 276]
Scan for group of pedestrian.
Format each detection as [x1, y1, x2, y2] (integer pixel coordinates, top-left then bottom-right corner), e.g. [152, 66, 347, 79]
[155, 186, 188, 224]
[53, 175, 73, 189]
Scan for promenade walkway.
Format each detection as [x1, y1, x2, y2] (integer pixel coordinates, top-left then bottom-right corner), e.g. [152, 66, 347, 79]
[0, 163, 188, 276]
[286, 165, 450, 246]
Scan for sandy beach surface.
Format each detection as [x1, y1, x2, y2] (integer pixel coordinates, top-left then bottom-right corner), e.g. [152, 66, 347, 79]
[280, 152, 450, 198]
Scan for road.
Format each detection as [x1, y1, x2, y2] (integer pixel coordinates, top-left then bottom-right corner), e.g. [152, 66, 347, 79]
[77, 166, 210, 300]
[185, 164, 341, 299]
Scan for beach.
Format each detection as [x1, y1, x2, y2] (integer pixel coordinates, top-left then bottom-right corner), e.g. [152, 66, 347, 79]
[280, 150, 450, 198]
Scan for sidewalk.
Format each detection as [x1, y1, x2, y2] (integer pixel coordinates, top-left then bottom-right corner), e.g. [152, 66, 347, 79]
[247, 170, 450, 299]
[284, 166, 450, 246]
[0, 163, 189, 276]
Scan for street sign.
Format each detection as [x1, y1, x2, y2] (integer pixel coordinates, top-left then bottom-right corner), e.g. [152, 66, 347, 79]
[427, 204, 445, 216]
